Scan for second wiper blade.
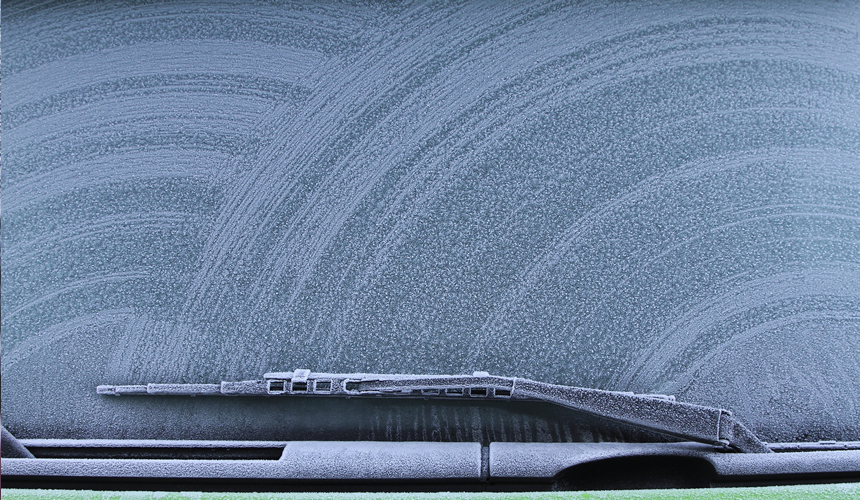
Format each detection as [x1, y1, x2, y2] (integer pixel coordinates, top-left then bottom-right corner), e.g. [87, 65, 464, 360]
[98, 370, 770, 454]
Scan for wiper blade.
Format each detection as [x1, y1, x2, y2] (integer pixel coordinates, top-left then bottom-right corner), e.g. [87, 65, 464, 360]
[98, 370, 770, 453]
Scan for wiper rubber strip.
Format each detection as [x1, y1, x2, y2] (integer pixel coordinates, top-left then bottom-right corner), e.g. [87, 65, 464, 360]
[98, 370, 771, 453]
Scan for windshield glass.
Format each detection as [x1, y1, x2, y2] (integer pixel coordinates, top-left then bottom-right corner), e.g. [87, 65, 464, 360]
[2, 0, 859, 447]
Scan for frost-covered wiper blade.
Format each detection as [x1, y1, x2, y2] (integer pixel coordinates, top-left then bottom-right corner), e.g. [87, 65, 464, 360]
[98, 370, 770, 453]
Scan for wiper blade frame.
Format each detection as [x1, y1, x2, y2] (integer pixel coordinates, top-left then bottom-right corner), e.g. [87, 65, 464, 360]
[98, 370, 770, 453]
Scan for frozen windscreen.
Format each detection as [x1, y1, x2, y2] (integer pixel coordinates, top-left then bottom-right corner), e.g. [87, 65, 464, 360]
[2, 1, 859, 443]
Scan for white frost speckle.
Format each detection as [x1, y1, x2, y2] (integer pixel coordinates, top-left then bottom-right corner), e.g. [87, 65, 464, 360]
[2, 1, 858, 444]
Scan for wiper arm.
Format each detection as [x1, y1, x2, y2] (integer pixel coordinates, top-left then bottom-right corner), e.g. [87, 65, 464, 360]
[2, 424, 36, 458]
[98, 370, 770, 453]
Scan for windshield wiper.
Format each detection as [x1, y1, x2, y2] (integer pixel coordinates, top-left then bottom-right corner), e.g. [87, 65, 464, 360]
[98, 370, 770, 453]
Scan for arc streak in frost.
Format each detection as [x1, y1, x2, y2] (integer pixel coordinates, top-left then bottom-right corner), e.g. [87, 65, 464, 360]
[98, 369, 770, 454]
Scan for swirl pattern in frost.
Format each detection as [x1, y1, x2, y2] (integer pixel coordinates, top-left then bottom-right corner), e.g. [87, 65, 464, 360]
[2, 0, 859, 442]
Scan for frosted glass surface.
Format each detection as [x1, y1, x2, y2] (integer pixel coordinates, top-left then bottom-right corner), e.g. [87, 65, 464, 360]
[2, 1, 859, 442]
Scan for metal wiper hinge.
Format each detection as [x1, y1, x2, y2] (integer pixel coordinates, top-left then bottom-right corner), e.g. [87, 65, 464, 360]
[97, 370, 771, 453]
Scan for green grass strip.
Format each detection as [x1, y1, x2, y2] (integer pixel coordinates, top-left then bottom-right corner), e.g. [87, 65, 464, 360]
[4, 483, 860, 500]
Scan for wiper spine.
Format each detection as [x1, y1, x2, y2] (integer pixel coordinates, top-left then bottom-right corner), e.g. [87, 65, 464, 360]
[98, 370, 771, 454]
